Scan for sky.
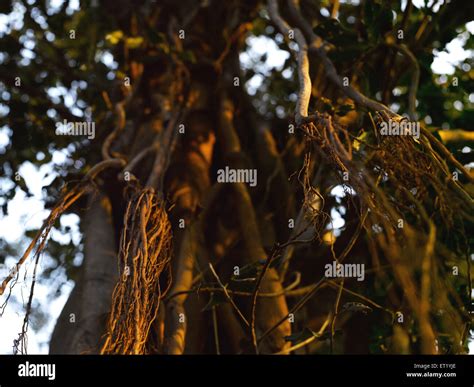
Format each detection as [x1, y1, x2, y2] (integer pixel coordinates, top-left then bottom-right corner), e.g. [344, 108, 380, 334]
[0, 0, 473, 354]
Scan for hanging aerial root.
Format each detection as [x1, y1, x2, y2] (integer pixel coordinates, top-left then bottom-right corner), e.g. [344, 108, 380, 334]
[298, 111, 472, 353]
[101, 185, 173, 354]
[0, 158, 124, 298]
[0, 158, 124, 354]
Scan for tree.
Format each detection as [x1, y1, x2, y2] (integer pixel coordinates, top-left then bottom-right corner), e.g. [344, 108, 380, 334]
[0, 0, 472, 355]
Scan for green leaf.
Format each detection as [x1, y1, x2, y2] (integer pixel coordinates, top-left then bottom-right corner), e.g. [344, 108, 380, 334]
[352, 129, 374, 152]
[125, 37, 144, 49]
[180, 50, 196, 63]
[158, 42, 170, 54]
[105, 30, 124, 45]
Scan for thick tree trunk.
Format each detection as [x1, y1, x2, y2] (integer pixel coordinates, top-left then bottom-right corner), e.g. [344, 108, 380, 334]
[50, 0, 289, 354]
[50, 193, 118, 354]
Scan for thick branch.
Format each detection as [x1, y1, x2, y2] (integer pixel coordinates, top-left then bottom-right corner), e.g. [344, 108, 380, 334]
[268, 0, 311, 125]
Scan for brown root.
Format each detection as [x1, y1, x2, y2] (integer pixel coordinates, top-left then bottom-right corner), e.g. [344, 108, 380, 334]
[101, 184, 173, 354]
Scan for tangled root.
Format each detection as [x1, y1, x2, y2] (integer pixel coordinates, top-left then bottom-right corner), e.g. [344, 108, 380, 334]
[101, 184, 173, 354]
[298, 111, 472, 353]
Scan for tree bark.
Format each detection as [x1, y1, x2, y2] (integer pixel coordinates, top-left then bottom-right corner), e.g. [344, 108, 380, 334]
[50, 193, 118, 354]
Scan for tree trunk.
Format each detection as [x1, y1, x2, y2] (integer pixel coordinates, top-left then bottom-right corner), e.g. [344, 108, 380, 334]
[50, 193, 118, 354]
